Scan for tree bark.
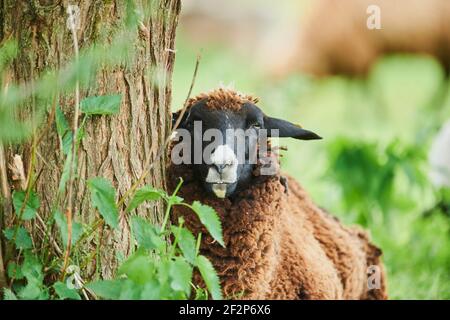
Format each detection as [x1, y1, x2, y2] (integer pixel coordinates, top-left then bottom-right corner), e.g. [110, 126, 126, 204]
[0, 0, 180, 279]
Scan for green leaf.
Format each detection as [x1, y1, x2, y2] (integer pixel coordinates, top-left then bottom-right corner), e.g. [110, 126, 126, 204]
[55, 106, 73, 155]
[196, 255, 222, 300]
[87, 280, 123, 300]
[191, 201, 224, 247]
[54, 210, 84, 247]
[168, 195, 184, 205]
[118, 250, 155, 285]
[81, 94, 121, 115]
[0, 39, 18, 71]
[131, 216, 165, 251]
[156, 259, 172, 298]
[3, 227, 32, 250]
[169, 257, 192, 297]
[126, 186, 165, 212]
[194, 287, 208, 300]
[87, 177, 119, 229]
[171, 225, 196, 264]
[53, 281, 81, 300]
[3, 228, 13, 241]
[13, 190, 40, 220]
[118, 279, 142, 300]
[3, 288, 17, 300]
[16, 227, 32, 249]
[18, 282, 42, 300]
[58, 149, 74, 193]
[55, 106, 70, 137]
[16, 254, 48, 299]
[140, 279, 161, 299]
[21, 252, 44, 283]
[7, 261, 24, 280]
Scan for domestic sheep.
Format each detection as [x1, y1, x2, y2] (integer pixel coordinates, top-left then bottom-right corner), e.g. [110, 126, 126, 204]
[168, 88, 387, 299]
[283, 0, 450, 77]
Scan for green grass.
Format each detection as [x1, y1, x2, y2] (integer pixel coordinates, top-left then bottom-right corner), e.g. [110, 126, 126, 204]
[172, 35, 450, 299]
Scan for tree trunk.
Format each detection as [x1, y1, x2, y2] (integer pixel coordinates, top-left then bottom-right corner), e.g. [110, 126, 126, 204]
[0, 0, 180, 279]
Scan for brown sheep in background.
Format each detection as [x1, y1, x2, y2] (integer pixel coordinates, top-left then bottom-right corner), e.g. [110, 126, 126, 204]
[285, 0, 450, 77]
[168, 89, 388, 299]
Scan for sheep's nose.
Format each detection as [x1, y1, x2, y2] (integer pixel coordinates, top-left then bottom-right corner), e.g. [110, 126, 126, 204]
[214, 163, 227, 174]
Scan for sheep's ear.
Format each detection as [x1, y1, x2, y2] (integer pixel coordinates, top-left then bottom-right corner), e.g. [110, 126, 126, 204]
[264, 116, 322, 140]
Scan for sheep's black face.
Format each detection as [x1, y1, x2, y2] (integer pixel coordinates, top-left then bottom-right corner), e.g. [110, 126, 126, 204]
[172, 99, 321, 198]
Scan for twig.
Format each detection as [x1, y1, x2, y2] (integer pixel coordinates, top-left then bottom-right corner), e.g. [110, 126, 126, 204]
[0, 70, 13, 288]
[0, 70, 13, 208]
[35, 213, 62, 255]
[0, 207, 6, 288]
[62, 9, 80, 277]
[61, 208, 72, 280]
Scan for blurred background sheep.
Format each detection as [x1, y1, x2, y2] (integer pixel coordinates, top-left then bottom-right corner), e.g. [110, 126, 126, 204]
[286, 0, 450, 77]
[173, 0, 450, 299]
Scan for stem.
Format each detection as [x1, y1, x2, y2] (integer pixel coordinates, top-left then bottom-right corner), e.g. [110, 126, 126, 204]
[195, 233, 202, 256]
[60, 207, 73, 280]
[160, 178, 183, 233]
[169, 219, 183, 259]
[0, 144, 9, 288]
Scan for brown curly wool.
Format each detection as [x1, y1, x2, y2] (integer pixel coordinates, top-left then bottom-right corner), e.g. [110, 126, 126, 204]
[167, 163, 387, 299]
[186, 87, 259, 111]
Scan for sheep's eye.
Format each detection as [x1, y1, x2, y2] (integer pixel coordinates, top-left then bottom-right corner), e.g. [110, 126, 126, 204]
[251, 123, 261, 129]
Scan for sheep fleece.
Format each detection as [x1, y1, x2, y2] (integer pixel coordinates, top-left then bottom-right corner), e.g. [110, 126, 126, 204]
[168, 164, 388, 299]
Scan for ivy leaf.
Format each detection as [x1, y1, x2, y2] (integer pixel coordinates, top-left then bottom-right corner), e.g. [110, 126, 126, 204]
[54, 210, 84, 247]
[196, 255, 222, 300]
[86, 280, 123, 300]
[191, 201, 224, 247]
[169, 257, 192, 297]
[131, 216, 165, 251]
[126, 186, 165, 212]
[3, 227, 32, 250]
[3, 288, 17, 300]
[12, 190, 40, 220]
[171, 225, 196, 264]
[81, 94, 121, 115]
[53, 281, 81, 300]
[87, 177, 119, 229]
